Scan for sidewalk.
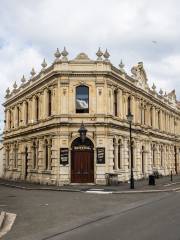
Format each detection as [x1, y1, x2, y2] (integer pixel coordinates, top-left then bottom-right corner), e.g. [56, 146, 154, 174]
[0, 175, 180, 193]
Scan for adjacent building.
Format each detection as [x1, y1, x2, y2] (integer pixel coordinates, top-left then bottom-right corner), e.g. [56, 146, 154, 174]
[2, 48, 180, 185]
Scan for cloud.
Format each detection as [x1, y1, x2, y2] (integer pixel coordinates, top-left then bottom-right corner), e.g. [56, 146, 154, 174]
[0, 0, 180, 130]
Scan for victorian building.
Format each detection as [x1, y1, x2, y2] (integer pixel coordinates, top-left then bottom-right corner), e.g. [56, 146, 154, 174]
[2, 48, 180, 185]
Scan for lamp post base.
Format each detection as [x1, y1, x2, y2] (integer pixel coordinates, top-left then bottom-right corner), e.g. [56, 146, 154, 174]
[130, 177, 134, 189]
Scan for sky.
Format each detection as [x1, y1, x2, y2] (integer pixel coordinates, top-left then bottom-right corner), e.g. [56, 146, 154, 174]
[0, 0, 180, 132]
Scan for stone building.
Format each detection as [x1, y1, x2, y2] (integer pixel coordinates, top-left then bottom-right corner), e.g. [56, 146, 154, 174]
[2, 48, 180, 185]
[0, 134, 4, 178]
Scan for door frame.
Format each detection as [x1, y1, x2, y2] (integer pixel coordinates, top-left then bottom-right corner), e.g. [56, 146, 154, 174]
[70, 136, 95, 184]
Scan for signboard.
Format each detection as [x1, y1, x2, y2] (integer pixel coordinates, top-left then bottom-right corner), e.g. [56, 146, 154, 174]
[60, 148, 69, 165]
[97, 147, 105, 164]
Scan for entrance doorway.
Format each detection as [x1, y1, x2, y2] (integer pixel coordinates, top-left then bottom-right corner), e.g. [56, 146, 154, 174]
[71, 137, 94, 183]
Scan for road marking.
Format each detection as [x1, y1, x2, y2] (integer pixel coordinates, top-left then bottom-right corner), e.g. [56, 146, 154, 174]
[85, 190, 112, 194]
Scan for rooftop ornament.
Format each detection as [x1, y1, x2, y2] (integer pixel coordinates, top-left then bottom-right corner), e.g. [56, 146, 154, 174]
[119, 60, 125, 72]
[13, 81, 17, 89]
[5, 87, 10, 97]
[61, 47, 68, 61]
[41, 58, 47, 71]
[152, 83, 156, 92]
[159, 89, 163, 96]
[21, 75, 26, 84]
[54, 48, 61, 62]
[30, 68, 36, 78]
[103, 49, 110, 62]
[96, 47, 103, 61]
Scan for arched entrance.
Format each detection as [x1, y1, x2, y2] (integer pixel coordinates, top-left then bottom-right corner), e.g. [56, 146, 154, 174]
[71, 137, 94, 183]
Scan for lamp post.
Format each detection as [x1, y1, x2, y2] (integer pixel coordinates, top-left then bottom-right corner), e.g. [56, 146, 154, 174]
[127, 112, 134, 189]
[78, 122, 87, 144]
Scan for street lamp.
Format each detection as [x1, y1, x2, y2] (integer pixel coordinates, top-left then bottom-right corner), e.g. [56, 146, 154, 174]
[127, 111, 135, 189]
[78, 122, 87, 144]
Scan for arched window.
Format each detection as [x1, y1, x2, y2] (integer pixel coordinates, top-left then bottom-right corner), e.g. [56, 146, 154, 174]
[45, 139, 48, 170]
[158, 110, 160, 129]
[142, 146, 144, 173]
[150, 107, 153, 126]
[118, 139, 121, 169]
[14, 143, 18, 168]
[9, 110, 12, 129]
[6, 145, 10, 167]
[127, 96, 131, 114]
[76, 85, 89, 113]
[48, 90, 52, 116]
[32, 141, 38, 169]
[26, 101, 29, 124]
[36, 97, 39, 121]
[17, 106, 20, 127]
[114, 90, 118, 116]
[160, 146, 163, 166]
[113, 138, 116, 170]
[152, 144, 155, 166]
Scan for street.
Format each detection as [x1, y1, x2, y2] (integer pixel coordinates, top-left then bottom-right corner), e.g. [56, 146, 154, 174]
[0, 185, 180, 240]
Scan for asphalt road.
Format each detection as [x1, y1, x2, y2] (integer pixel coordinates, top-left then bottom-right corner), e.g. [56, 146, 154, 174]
[50, 191, 180, 240]
[0, 185, 180, 240]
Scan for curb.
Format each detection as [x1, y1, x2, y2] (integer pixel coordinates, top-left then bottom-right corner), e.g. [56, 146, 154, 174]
[1, 182, 180, 194]
[0, 183, 81, 193]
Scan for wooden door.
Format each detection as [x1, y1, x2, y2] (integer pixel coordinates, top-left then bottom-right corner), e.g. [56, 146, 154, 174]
[71, 150, 94, 183]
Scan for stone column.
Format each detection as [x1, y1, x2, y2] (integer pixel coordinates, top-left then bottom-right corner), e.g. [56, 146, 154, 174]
[107, 136, 114, 172]
[119, 89, 123, 119]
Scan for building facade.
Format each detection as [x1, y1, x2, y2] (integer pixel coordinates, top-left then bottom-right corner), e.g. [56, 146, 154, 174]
[2, 49, 180, 185]
[0, 134, 4, 178]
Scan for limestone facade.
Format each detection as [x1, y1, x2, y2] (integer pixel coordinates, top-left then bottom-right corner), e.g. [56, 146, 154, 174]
[2, 49, 180, 185]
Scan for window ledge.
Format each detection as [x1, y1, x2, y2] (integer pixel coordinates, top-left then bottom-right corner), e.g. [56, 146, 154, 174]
[29, 169, 38, 173]
[41, 170, 51, 174]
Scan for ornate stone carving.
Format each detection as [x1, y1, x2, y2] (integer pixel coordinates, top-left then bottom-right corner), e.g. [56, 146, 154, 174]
[74, 52, 90, 61]
[131, 62, 148, 90]
[41, 58, 47, 70]
[103, 49, 110, 62]
[96, 48, 103, 61]
[30, 68, 36, 78]
[119, 60, 125, 73]
[21, 75, 26, 84]
[54, 48, 61, 62]
[61, 47, 68, 61]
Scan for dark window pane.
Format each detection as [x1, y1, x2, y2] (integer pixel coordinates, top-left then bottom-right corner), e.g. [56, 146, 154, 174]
[76, 86, 89, 113]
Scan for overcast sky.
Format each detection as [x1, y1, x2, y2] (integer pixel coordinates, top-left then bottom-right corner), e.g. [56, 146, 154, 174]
[0, 0, 180, 131]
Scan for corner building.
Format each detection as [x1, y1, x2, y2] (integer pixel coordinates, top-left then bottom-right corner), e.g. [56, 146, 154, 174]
[3, 49, 180, 185]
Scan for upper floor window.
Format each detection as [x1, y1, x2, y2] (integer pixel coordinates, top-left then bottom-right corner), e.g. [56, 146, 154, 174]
[127, 96, 131, 114]
[114, 90, 118, 116]
[36, 97, 39, 121]
[48, 90, 52, 116]
[26, 101, 29, 124]
[76, 85, 89, 113]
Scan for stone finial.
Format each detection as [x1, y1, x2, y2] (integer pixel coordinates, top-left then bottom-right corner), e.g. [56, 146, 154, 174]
[103, 49, 110, 61]
[61, 47, 68, 61]
[21, 75, 26, 84]
[30, 68, 36, 77]
[13, 81, 17, 89]
[96, 47, 103, 61]
[159, 88, 163, 96]
[54, 48, 61, 62]
[164, 91, 167, 97]
[119, 60, 125, 72]
[41, 58, 47, 69]
[152, 83, 156, 91]
[6, 87, 10, 97]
